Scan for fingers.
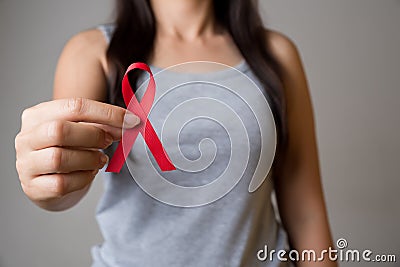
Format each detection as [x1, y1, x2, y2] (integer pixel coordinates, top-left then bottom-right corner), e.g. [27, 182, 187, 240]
[18, 121, 115, 151]
[20, 148, 108, 176]
[21, 170, 97, 202]
[21, 97, 140, 131]
[15, 98, 135, 207]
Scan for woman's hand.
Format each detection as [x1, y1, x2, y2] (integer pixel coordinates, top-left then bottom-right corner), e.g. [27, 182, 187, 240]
[15, 97, 140, 211]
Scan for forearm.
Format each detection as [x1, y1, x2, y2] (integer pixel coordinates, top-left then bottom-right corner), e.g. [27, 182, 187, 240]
[275, 172, 337, 267]
[286, 204, 336, 266]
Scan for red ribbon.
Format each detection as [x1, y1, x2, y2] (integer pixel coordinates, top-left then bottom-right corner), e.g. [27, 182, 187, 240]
[106, 62, 176, 173]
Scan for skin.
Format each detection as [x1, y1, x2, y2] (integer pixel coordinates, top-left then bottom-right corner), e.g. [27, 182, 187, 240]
[15, 0, 337, 265]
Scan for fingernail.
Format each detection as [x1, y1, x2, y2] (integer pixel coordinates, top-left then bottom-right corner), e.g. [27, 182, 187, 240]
[100, 154, 109, 166]
[124, 113, 140, 128]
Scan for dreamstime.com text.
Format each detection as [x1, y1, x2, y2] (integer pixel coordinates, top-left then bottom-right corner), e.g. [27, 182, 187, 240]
[257, 238, 397, 263]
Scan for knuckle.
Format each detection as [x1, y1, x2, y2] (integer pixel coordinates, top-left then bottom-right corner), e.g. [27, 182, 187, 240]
[105, 106, 116, 122]
[47, 121, 66, 145]
[20, 181, 33, 197]
[66, 97, 85, 115]
[48, 147, 63, 171]
[50, 174, 67, 197]
[96, 128, 107, 147]
[20, 179, 45, 202]
[21, 108, 32, 122]
[14, 132, 24, 153]
[15, 156, 31, 177]
[15, 158, 25, 174]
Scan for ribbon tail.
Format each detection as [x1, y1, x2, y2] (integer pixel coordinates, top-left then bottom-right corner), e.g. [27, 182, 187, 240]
[106, 128, 140, 173]
[142, 119, 176, 171]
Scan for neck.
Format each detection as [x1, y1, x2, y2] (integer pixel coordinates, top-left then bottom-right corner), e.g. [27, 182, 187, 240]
[150, 0, 217, 40]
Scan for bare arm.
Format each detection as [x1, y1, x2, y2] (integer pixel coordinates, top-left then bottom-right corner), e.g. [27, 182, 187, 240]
[53, 29, 109, 101]
[45, 29, 108, 210]
[267, 30, 337, 266]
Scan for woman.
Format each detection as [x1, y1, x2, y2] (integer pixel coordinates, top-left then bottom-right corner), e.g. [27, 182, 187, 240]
[15, 0, 337, 266]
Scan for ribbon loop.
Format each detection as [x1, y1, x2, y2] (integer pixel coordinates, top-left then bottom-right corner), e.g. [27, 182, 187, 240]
[106, 63, 176, 173]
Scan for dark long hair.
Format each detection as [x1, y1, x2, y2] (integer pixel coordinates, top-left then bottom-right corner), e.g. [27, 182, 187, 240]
[107, 0, 288, 173]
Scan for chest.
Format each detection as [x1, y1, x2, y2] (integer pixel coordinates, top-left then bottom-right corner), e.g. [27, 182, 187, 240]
[124, 64, 276, 207]
[150, 34, 243, 69]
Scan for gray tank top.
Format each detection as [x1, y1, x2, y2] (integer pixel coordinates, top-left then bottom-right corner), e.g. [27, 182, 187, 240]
[92, 24, 291, 267]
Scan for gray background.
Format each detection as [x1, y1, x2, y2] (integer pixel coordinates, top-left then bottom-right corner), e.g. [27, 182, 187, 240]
[0, 0, 399, 266]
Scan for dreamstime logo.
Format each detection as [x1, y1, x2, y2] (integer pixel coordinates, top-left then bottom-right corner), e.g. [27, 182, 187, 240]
[122, 61, 277, 207]
[257, 238, 397, 263]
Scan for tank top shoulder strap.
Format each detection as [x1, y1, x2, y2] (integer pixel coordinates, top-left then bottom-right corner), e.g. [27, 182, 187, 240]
[97, 24, 116, 44]
[97, 24, 117, 103]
